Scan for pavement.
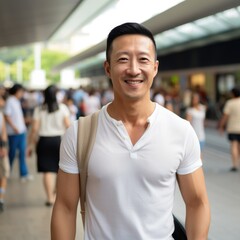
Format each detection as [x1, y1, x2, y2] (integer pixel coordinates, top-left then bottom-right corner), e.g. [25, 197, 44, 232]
[0, 126, 240, 240]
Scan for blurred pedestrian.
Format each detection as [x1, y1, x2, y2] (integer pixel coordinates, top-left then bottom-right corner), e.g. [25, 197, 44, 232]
[219, 87, 240, 171]
[101, 86, 114, 106]
[28, 85, 70, 206]
[4, 84, 32, 181]
[153, 87, 165, 106]
[84, 88, 101, 115]
[0, 95, 9, 212]
[186, 92, 206, 151]
[65, 96, 78, 123]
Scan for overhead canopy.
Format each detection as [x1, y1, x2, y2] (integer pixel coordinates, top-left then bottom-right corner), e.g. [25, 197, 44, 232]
[0, 0, 82, 47]
[51, 0, 240, 72]
[0, 0, 239, 74]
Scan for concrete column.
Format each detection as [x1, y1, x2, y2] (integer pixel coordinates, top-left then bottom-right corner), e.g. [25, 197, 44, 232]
[17, 58, 23, 82]
[34, 44, 41, 70]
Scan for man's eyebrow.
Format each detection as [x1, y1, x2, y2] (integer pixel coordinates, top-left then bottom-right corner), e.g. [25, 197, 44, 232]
[115, 51, 129, 56]
[115, 51, 151, 56]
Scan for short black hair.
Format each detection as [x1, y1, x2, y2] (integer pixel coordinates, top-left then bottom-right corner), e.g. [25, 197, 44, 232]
[231, 87, 240, 97]
[9, 83, 24, 95]
[106, 22, 157, 62]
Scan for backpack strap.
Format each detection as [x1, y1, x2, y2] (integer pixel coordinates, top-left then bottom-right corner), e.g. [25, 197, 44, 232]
[77, 111, 99, 226]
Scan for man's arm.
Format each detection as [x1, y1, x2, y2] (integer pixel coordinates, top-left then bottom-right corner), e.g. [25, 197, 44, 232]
[51, 169, 80, 240]
[27, 119, 39, 156]
[218, 113, 228, 134]
[4, 115, 19, 134]
[177, 167, 210, 240]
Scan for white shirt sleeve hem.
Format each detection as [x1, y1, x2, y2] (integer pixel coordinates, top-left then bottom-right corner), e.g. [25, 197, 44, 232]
[177, 160, 202, 175]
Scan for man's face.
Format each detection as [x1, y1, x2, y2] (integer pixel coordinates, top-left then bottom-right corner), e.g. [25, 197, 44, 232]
[16, 89, 24, 99]
[104, 34, 159, 102]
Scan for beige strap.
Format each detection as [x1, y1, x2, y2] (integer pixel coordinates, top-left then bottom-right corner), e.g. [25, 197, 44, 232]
[77, 111, 99, 226]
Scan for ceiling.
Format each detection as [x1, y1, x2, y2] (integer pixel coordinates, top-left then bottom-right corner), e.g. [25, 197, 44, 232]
[0, 0, 240, 73]
[0, 0, 82, 47]
[154, 5, 240, 55]
[52, 0, 240, 72]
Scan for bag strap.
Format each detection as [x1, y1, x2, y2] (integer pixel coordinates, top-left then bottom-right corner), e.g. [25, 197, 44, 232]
[77, 111, 99, 226]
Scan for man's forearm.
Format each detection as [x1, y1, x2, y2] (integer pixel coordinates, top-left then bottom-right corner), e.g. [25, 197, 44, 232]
[4, 116, 18, 132]
[51, 203, 77, 240]
[185, 202, 210, 240]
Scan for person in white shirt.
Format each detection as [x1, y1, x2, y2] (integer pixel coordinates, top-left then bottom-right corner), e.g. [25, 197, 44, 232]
[51, 22, 210, 240]
[4, 84, 31, 181]
[28, 85, 70, 206]
[84, 89, 101, 116]
[186, 92, 206, 150]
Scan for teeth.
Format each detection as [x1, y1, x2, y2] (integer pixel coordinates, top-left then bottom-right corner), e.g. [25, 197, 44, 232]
[125, 80, 142, 84]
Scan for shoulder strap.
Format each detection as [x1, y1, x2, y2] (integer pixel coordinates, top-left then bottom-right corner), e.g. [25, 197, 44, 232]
[77, 111, 99, 225]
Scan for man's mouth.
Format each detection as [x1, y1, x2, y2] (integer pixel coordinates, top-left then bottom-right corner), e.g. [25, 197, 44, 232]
[124, 80, 143, 85]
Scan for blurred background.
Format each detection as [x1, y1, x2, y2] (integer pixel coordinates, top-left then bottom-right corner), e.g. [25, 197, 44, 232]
[0, 0, 240, 239]
[0, 0, 239, 118]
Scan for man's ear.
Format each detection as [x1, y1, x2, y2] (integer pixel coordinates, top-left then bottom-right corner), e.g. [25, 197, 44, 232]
[104, 60, 111, 78]
[154, 60, 159, 77]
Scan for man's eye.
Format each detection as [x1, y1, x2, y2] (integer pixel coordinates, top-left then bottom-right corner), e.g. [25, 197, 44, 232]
[118, 58, 128, 62]
[140, 58, 149, 62]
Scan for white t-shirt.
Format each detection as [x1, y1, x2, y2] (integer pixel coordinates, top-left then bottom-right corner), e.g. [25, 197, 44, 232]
[186, 105, 206, 141]
[4, 96, 26, 135]
[154, 93, 165, 106]
[59, 104, 202, 240]
[33, 103, 70, 136]
[84, 95, 101, 116]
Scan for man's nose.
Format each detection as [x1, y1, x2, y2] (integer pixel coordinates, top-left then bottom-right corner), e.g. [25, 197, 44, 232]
[126, 60, 141, 76]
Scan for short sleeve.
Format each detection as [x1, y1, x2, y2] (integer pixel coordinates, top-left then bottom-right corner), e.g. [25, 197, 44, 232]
[223, 101, 230, 115]
[60, 103, 70, 117]
[177, 123, 202, 175]
[4, 99, 12, 116]
[59, 120, 79, 174]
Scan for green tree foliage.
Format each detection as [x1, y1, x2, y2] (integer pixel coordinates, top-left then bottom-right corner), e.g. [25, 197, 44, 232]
[41, 50, 69, 83]
[0, 61, 6, 81]
[1, 48, 70, 83]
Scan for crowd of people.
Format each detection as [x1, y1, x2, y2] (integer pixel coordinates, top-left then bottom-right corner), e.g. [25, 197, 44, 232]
[0, 76, 239, 214]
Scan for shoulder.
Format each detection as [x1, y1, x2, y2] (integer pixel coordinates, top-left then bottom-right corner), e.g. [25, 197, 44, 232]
[200, 104, 206, 109]
[59, 103, 69, 110]
[157, 104, 188, 126]
[61, 120, 78, 157]
[156, 105, 193, 139]
[6, 96, 14, 104]
[224, 99, 235, 110]
[59, 103, 70, 114]
[61, 120, 78, 147]
[186, 107, 193, 114]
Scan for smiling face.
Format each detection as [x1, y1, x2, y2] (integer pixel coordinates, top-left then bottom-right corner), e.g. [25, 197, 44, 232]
[104, 34, 159, 103]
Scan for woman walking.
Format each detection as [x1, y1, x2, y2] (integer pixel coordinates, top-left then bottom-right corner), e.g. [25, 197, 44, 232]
[186, 92, 206, 151]
[28, 85, 70, 206]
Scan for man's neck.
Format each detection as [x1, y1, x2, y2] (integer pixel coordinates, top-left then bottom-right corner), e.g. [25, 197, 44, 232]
[107, 99, 155, 125]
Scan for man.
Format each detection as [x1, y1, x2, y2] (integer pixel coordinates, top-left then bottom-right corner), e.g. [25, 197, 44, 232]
[4, 84, 32, 181]
[51, 22, 210, 240]
[219, 87, 240, 171]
